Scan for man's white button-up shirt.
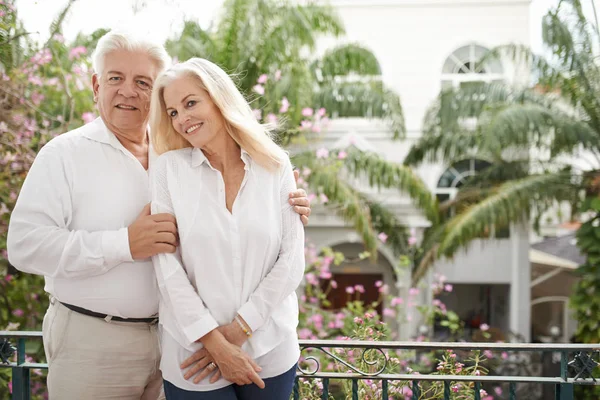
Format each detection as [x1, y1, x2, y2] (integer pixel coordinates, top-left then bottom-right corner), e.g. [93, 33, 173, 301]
[8, 117, 159, 318]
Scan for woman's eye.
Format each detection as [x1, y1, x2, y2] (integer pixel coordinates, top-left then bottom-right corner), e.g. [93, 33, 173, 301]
[186, 100, 196, 107]
[169, 110, 177, 118]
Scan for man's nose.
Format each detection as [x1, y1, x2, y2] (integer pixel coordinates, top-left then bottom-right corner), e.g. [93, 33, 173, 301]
[118, 80, 138, 98]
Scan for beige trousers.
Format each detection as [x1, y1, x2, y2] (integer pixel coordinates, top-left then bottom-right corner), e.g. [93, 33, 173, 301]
[42, 298, 165, 400]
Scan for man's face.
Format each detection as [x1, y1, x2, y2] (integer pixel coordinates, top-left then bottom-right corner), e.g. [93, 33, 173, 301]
[92, 49, 160, 134]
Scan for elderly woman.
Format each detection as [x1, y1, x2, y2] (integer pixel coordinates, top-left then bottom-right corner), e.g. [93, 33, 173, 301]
[148, 58, 305, 400]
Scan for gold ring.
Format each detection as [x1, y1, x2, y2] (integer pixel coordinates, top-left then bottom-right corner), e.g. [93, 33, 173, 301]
[207, 361, 217, 371]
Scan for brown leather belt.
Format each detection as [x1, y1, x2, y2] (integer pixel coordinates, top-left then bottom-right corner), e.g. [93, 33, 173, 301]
[60, 302, 158, 324]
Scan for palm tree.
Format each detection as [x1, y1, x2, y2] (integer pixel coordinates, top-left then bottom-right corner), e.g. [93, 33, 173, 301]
[404, 0, 600, 347]
[166, 0, 437, 258]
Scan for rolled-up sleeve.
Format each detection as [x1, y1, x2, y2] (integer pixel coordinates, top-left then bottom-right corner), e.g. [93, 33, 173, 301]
[7, 142, 133, 279]
[237, 158, 305, 332]
[150, 156, 219, 345]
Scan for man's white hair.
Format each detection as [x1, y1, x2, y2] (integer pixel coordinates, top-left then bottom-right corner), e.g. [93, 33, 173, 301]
[91, 30, 171, 76]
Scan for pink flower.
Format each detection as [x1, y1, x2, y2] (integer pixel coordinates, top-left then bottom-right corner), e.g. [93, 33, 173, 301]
[480, 323, 490, 332]
[502, 351, 508, 359]
[257, 74, 268, 84]
[364, 312, 373, 320]
[82, 112, 96, 124]
[31, 92, 45, 105]
[408, 235, 418, 246]
[346, 286, 355, 294]
[69, 46, 87, 60]
[12, 309, 24, 317]
[337, 151, 347, 159]
[28, 75, 43, 86]
[319, 193, 328, 203]
[494, 387, 503, 395]
[301, 120, 312, 130]
[378, 284, 389, 294]
[319, 270, 332, 279]
[353, 317, 363, 324]
[266, 113, 277, 124]
[298, 328, 313, 339]
[302, 108, 313, 117]
[378, 232, 388, 243]
[375, 280, 383, 288]
[354, 284, 365, 293]
[330, 280, 338, 289]
[274, 70, 282, 81]
[279, 97, 289, 113]
[444, 284, 453, 292]
[451, 385, 459, 393]
[317, 108, 327, 117]
[391, 297, 403, 306]
[484, 350, 493, 358]
[305, 273, 318, 286]
[252, 84, 265, 95]
[409, 288, 419, 296]
[8, 381, 12, 394]
[383, 308, 395, 317]
[316, 148, 329, 158]
[5, 275, 13, 282]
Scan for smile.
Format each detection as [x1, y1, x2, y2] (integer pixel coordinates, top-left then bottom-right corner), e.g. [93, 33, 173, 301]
[185, 123, 203, 134]
[116, 104, 137, 110]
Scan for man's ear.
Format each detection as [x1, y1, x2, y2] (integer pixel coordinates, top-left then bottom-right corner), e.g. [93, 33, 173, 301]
[92, 74, 100, 102]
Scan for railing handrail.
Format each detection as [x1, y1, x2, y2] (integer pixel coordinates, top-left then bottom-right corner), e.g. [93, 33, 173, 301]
[3, 332, 600, 351]
[299, 339, 600, 351]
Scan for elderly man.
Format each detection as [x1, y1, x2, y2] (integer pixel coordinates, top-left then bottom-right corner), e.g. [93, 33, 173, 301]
[7, 30, 310, 400]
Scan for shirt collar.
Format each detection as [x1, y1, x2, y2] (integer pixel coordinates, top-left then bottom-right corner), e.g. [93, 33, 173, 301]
[191, 147, 252, 171]
[81, 117, 156, 165]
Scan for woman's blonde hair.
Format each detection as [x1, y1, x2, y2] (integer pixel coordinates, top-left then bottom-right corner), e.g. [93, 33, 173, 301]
[150, 58, 284, 170]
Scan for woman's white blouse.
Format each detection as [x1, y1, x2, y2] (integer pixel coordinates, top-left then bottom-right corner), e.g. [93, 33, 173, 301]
[150, 147, 304, 391]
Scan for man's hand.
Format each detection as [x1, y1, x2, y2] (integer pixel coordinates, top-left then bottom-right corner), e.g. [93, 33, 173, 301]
[128, 203, 178, 260]
[291, 170, 311, 226]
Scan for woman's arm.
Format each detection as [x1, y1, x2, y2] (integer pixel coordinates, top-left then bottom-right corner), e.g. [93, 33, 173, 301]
[236, 158, 306, 333]
[150, 156, 220, 346]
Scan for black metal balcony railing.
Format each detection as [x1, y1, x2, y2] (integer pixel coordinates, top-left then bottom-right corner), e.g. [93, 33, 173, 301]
[2, 331, 600, 400]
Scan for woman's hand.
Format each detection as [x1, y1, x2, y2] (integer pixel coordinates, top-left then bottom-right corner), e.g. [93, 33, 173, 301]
[199, 330, 265, 387]
[217, 322, 248, 347]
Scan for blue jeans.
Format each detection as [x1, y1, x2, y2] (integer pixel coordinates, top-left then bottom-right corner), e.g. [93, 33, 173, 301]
[163, 364, 297, 400]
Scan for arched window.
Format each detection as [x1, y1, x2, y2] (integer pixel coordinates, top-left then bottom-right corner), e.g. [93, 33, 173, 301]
[441, 44, 504, 90]
[436, 159, 509, 238]
[436, 159, 491, 202]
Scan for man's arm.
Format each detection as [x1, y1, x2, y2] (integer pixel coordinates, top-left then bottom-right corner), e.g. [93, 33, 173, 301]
[7, 144, 177, 279]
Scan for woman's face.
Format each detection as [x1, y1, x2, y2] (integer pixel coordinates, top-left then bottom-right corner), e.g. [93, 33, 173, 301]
[163, 75, 226, 148]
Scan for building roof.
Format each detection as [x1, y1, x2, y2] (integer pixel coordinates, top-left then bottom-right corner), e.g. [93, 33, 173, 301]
[531, 233, 586, 266]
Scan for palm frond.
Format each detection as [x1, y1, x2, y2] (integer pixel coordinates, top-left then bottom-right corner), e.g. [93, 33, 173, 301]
[437, 172, 575, 258]
[314, 80, 405, 138]
[314, 43, 381, 80]
[342, 149, 438, 223]
[165, 21, 217, 61]
[44, 0, 76, 48]
[306, 166, 378, 259]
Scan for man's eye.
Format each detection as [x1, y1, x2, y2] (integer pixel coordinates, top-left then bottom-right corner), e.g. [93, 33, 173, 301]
[137, 80, 150, 87]
[108, 77, 121, 81]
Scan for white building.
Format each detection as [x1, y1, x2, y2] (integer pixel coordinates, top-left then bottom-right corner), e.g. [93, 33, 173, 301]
[305, 0, 534, 341]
